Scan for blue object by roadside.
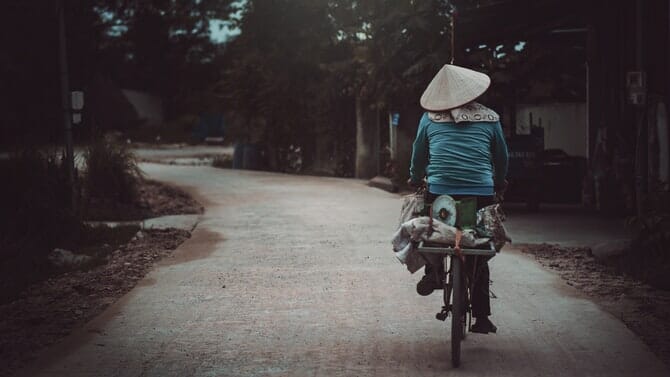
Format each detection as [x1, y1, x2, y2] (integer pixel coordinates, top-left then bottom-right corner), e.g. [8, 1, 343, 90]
[193, 113, 225, 142]
[233, 143, 265, 170]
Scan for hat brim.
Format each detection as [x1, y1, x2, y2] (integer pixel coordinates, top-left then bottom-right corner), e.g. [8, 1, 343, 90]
[420, 65, 491, 111]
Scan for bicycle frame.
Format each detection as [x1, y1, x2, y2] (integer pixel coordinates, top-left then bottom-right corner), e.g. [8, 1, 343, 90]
[417, 241, 496, 367]
[417, 241, 495, 322]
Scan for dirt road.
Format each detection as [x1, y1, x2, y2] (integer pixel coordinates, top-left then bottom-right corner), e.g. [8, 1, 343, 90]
[18, 165, 669, 376]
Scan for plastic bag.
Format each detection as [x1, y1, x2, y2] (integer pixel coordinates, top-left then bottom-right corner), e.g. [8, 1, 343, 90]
[476, 204, 511, 251]
[398, 192, 425, 227]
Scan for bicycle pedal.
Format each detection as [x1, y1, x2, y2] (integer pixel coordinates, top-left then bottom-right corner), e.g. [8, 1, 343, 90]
[436, 311, 449, 321]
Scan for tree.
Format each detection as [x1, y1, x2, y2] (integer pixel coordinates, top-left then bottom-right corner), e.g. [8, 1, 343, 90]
[94, 0, 234, 118]
[1, 0, 235, 145]
[326, 0, 455, 178]
[218, 0, 341, 171]
[217, 0, 456, 176]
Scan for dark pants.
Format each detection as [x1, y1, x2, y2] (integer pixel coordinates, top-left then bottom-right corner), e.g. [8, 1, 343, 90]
[425, 192, 494, 318]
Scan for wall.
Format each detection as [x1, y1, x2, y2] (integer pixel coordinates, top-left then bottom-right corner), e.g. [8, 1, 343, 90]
[516, 102, 587, 157]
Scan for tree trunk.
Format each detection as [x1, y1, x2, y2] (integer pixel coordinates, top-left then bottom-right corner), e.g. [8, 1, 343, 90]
[355, 95, 378, 179]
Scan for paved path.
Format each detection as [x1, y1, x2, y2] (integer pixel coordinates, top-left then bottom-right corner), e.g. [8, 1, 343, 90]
[132, 145, 234, 159]
[19, 165, 668, 377]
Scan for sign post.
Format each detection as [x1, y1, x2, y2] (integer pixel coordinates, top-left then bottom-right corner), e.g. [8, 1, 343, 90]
[389, 112, 400, 160]
[58, 0, 76, 208]
[71, 91, 84, 124]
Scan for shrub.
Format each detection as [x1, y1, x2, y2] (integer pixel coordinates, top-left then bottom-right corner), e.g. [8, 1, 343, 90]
[625, 192, 670, 289]
[0, 150, 81, 257]
[84, 140, 142, 204]
[212, 154, 232, 169]
[629, 193, 670, 251]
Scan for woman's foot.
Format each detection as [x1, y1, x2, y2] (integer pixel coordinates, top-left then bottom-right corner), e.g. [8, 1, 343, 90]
[471, 317, 497, 334]
[416, 273, 440, 296]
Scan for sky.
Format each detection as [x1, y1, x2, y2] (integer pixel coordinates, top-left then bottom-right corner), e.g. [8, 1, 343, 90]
[210, 0, 244, 43]
[101, 3, 243, 44]
[209, 19, 240, 43]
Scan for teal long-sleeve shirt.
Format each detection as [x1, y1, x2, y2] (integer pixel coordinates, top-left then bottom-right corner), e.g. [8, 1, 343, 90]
[409, 112, 509, 196]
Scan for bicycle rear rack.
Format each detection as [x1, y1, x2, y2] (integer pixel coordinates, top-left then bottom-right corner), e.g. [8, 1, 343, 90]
[416, 241, 497, 257]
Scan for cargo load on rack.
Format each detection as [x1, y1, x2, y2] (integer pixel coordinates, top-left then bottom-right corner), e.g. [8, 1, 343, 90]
[392, 193, 511, 273]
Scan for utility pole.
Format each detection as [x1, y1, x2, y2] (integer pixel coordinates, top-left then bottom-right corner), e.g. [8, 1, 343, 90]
[633, 0, 646, 217]
[57, 0, 76, 208]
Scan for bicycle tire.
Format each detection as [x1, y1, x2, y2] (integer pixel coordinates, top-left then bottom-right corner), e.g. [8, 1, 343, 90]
[451, 256, 464, 367]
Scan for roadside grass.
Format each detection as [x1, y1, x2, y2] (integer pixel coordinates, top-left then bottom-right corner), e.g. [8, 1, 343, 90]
[212, 154, 233, 168]
[0, 143, 200, 304]
[0, 141, 141, 295]
[625, 191, 670, 290]
[0, 150, 81, 256]
[83, 140, 142, 204]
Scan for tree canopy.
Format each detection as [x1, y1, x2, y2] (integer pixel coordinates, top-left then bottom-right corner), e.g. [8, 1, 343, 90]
[2, 0, 546, 174]
[216, 0, 458, 171]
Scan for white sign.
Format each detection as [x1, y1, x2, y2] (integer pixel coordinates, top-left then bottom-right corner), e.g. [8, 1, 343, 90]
[72, 113, 82, 124]
[71, 91, 84, 110]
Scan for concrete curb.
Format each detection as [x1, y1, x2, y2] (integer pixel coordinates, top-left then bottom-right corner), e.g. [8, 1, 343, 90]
[84, 214, 201, 232]
[368, 175, 398, 193]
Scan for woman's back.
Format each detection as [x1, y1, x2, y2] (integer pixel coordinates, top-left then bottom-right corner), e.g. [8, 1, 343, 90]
[410, 112, 508, 196]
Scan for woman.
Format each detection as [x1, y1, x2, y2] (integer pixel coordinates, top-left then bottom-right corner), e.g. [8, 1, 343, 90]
[409, 64, 509, 334]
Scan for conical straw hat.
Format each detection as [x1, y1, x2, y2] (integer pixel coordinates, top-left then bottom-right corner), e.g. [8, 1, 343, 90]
[420, 64, 491, 111]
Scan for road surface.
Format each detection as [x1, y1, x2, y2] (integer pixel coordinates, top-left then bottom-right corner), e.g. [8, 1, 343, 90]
[18, 165, 668, 377]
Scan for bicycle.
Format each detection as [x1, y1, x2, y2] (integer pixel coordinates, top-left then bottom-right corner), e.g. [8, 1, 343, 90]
[405, 182, 502, 367]
[416, 230, 496, 367]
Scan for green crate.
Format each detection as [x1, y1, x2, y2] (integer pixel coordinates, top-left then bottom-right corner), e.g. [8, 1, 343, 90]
[455, 197, 477, 229]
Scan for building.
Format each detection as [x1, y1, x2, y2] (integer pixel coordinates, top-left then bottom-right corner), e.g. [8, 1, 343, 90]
[393, 0, 669, 213]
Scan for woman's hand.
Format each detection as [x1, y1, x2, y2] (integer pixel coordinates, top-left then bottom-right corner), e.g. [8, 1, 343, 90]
[407, 178, 425, 188]
[494, 179, 508, 194]
[495, 179, 508, 202]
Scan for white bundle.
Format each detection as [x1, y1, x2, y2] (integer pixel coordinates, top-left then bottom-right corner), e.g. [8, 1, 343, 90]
[391, 216, 490, 273]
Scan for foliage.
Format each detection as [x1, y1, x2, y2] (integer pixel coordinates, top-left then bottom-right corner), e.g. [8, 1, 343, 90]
[94, 0, 235, 117]
[629, 193, 670, 251]
[218, 0, 456, 172]
[84, 140, 143, 204]
[212, 154, 233, 169]
[0, 150, 82, 257]
[328, 0, 454, 109]
[3, 0, 538, 173]
[625, 192, 670, 289]
[1, 0, 234, 145]
[218, 0, 340, 169]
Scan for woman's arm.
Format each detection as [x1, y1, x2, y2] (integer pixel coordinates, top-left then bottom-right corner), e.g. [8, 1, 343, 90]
[492, 121, 509, 187]
[409, 115, 430, 184]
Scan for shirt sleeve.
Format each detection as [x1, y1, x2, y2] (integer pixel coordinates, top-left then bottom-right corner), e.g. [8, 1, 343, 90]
[409, 114, 430, 183]
[491, 121, 509, 186]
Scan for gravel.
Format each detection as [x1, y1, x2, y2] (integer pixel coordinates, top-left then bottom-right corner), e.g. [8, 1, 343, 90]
[521, 243, 670, 367]
[0, 228, 191, 377]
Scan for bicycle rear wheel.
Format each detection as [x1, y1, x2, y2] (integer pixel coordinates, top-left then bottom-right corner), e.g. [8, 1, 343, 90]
[451, 256, 465, 367]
